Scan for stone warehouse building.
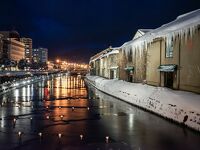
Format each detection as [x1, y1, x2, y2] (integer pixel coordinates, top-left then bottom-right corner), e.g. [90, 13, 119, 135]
[89, 48, 111, 77]
[89, 9, 200, 94]
[118, 29, 151, 83]
[89, 47, 120, 79]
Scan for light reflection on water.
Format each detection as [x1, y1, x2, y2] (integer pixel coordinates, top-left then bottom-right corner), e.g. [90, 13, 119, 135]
[0, 75, 200, 150]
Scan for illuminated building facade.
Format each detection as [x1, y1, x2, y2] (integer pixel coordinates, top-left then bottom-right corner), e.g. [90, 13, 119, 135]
[32, 48, 48, 63]
[20, 38, 32, 61]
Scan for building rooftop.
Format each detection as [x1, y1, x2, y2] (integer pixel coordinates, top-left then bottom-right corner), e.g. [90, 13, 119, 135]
[122, 9, 200, 50]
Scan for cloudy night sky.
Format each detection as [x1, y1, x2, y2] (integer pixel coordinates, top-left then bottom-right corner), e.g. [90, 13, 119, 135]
[0, 0, 200, 63]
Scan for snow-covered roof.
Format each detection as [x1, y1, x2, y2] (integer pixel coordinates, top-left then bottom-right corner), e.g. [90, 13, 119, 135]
[123, 9, 200, 50]
[102, 47, 121, 58]
[90, 47, 120, 62]
[150, 9, 200, 37]
[133, 29, 153, 40]
[140, 29, 153, 33]
[91, 9, 200, 62]
[104, 49, 119, 57]
[90, 48, 111, 62]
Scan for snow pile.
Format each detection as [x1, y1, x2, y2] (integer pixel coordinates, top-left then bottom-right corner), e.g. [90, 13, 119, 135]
[85, 75, 200, 132]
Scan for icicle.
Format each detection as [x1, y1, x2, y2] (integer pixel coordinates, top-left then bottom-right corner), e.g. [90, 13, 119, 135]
[189, 25, 196, 39]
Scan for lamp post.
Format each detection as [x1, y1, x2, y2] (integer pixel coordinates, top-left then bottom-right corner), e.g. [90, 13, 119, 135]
[80, 134, 83, 140]
[105, 136, 109, 143]
[38, 132, 42, 143]
[18, 131, 22, 144]
[56, 59, 60, 70]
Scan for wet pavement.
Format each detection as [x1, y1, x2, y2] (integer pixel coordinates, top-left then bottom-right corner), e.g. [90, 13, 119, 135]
[0, 74, 200, 150]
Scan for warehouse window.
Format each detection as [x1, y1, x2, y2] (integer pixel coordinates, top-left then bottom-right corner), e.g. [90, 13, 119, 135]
[165, 38, 173, 58]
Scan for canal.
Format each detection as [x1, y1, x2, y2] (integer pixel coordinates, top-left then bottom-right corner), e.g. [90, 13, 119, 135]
[0, 74, 200, 150]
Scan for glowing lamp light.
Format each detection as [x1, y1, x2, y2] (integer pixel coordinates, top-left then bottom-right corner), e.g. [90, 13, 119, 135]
[46, 115, 50, 119]
[105, 136, 109, 143]
[38, 132, 42, 137]
[13, 118, 16, 123]
[38, 132, 42, 143]
[18, 131, 22, 137]
[80, 134, 83, 140]
[58, 133, 62, 139]
[87, 107, 90, 110]
[56, 59, 60, 63]
[60, 115, 64, 119]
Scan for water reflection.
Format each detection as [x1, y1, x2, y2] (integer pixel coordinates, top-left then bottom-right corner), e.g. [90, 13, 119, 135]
[14, 89, 19, 102]
[0, 75, 199, 150]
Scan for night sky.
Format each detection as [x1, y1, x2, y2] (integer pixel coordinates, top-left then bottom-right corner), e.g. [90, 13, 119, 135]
[0, 0, 200, 63]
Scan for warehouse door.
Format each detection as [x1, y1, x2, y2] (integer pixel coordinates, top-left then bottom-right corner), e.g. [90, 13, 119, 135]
[164, 72, 173, 88]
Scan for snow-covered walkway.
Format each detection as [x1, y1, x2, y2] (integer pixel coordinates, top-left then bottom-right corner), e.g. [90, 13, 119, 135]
[85, 75, 200, 132]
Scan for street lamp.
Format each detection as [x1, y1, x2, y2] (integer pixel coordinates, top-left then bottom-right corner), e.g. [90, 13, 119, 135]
[80, 134, 83, 140]
[56, 59, 60, 63]
[105, 136, 109, 143]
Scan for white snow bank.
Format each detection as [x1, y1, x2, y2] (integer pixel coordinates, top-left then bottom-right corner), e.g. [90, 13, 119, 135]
[85, 75, 200, 132]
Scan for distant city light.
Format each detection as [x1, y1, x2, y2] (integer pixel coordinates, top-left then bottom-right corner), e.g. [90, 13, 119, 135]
[56, 59, 60, 63]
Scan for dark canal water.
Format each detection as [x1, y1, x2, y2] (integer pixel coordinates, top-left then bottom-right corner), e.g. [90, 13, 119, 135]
[0, 74, 200, 150]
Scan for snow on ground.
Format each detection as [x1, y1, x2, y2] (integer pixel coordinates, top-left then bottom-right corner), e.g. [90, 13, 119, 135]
[85, 75, 200, 132]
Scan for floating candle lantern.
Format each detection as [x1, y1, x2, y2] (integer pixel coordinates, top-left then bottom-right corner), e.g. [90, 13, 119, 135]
[105, 136, 109, 143]
[38, 132, 42, 137]
[58, 133, 62, 139]
[18, 131, 22, 137]
[60, 115, 64, 120]
[80, 134, 83, 140]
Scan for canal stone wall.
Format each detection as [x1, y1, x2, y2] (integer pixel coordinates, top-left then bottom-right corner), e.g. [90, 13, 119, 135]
[85, 75, 200, 132]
